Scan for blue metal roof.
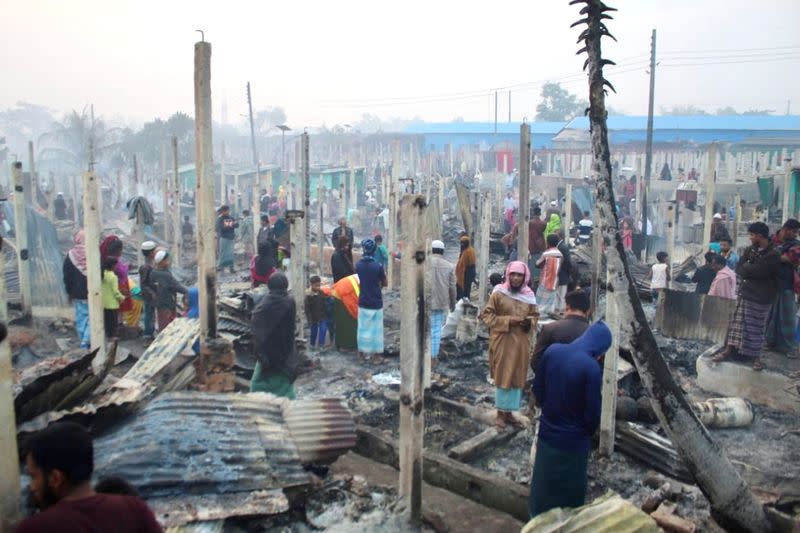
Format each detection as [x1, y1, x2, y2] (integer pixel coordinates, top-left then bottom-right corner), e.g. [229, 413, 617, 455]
[564, 115, 800, 131]
[404, 121, 567, 135]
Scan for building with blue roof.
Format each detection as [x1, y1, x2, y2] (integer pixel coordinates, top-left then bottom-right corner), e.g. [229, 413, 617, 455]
[403, 121, 566, 151]
[554, 115, 800, 148]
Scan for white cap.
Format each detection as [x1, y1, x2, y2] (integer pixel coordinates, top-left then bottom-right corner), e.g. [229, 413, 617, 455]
[432, 240, 445, 251]
[550, 200, 557, 206]
[713, 213, 722, 219]
[141, 240, 157, 251]
[154, 250, 169, 264]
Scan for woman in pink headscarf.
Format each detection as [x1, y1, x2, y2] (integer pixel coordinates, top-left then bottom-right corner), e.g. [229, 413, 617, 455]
[63, 230, 90, 348]
[480, 261, 539, 429]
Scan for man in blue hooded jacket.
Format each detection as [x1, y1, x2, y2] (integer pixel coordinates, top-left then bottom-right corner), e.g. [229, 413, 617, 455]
[529, 321, 612, 518]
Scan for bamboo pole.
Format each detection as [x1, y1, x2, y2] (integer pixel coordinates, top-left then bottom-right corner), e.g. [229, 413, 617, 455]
[733, 193, 742, 250]
[27, 141, 36, 207]
[477, 193, 491, 310]
[516, 124, 531, 262]
[11, 162, 32, 317]
[702, 143, 718, 250]
[194, 40, 218, 345]
[318, 180, 325, 275]
[564, 184, 573, 246]
[665, 203, 676, 277]
[161, 143, 169, 242]
[387, 187, 397, 289]
[171, 136, 182, 266]
[72, 174, 81, 227]
[589, 208, 602, 319]
[0, 236, 20, 531]
[82, 171, 106, 369]
[783, 155, 793, 221]
[398, 194, 428, 526]
[598, 271, 620, 457]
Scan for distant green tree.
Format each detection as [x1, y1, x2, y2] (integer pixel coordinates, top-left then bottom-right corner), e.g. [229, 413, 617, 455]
[741, 109, 774, 116]
[535, 82, 588, 122]
[715, 106, 739, 116]
[660, 105, 709, 116]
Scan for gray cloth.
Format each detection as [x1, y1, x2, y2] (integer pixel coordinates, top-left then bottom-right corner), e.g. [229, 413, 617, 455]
[429, 254, 456, 312]
[150, 268, 188, 310]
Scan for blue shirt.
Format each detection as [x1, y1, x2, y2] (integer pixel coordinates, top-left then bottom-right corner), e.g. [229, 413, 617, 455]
[533, 322, 611, 452]
[724, 251, 739, 270]
[355, 257, 385, 310]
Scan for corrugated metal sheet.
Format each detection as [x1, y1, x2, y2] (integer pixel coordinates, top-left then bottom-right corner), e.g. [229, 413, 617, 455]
[155, 491, 286, 529]
[284, 398, 357, 464]
[521, 491, 660, 533]
[93, 392, 310, 499]
[2, 203, 70, 308]
[654, 289, 735, 344]
[615, 421, 693, 483]
[404, 121, 568, 135]
[122, 317, 199, 386]
[565, 115, 800, 132]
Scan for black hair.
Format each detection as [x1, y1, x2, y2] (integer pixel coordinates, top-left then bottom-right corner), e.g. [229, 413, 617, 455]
[783, 218, 800, 230]
[0, 322, 6, 344]
[106, 239, 123, 256]
[310, 275, 321, 284]
[565, 289, 590, 312]
[375, 235, 383, 243]
[546, 234, 559, 247]
[712, 254, 727, 267]
[26, 422, 93, 485]
[102, 257, 117, 272]
[704, 251, 716, 263]
[242, 209, 250, 216]
[583, 211, 590, 217]
[532, 206, 542, 216]
[748, 221, 769, 239]
[719, 237, 732, 245]
[95, 477, 139, 497]
[184, 215, 190, 221]
[489, 273, 503, 286]
[656, 251, 669, 262]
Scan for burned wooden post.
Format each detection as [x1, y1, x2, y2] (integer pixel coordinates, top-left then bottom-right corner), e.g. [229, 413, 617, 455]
[590, 208, 602, 319]
[27, 141, 37, 206]
[387, 187, 397, 289]
[0, 237, 20, 531]
[702, 143, 717, 251]
[82, 171, 106, 369]
[564, 183, 573, 245]
[11, 162, 32, 317]
[171, 136, 182, 266]
[665, 202, 676, 273]
[287, 209, 306, 334]
[399, 194, 428, 526]
[219, 140, 227, 206]
[783, 155, 793, 221]
[517, 124, 531, 263]
[161, 143, 169, 242]
[251, 172, 260, 260]
[194, 39, 218, 345]
[733, 193, 742, 249]
[477, 193, 492, 309]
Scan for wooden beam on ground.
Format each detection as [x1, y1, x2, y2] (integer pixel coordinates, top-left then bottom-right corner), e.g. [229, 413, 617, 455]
[11, 162, 32, 317]
[194, 40, 218, 346]
[355, 424, 529, 522]
[0, 237, 20, 531]
[701, 143, 717, 251]
[517, 124, 531, 263]
[446, 426, 521, 463]
[398, 194, 428, 526]
[598, 271, 620, 457]
[82, 171, 106, 370]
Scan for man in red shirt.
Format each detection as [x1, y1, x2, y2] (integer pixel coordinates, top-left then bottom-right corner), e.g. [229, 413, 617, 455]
[528, 206, 548, 289]
[15, 422, 162, 533]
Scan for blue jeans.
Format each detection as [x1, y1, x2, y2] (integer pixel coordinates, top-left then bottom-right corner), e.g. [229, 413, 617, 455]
[310, 320, 328, 347]
[73, 299, 90, 347]
[143, 302, 155, 337]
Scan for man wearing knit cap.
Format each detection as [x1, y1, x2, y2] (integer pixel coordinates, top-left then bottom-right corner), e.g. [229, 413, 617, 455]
[714, 221, 780, 371]
[429, 240, 456, 365]
[150, 249, 188, 333]
[138, 241, 158, 340]
[355, 238, 387, 362]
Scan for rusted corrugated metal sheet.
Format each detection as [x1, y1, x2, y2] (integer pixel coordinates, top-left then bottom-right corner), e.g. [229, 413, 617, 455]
[93, 392, 311, 499]
[156, 491, 286, 529]
[615, 421, 693, 483]
[521, 491, 660, 533]
[284, 398, 357, 464]
[654, 289, 735, 344]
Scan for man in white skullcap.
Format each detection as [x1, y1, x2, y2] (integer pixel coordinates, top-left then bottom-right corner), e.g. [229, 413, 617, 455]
[138, 241, 158, 340]
[150, 249, 187, 333]
[429, 240, 456, 364]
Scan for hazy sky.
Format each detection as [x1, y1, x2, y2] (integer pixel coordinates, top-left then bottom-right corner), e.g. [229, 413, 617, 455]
[1, 0, 798, 129]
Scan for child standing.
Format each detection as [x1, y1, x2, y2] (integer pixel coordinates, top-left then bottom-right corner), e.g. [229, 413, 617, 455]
[151, 250, 188, 332]
[101, 257, 125, 338]
[305, 275, 328, 352]
[650, 251, 671, 302]
[535, 234, 564, 316]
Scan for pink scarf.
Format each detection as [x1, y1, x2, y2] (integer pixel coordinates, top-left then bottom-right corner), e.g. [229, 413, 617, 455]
[493, 260, 537, 305]
[68, 230, 87, 275]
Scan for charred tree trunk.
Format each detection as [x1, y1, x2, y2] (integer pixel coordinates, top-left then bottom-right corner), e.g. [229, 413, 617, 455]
[572, 1, 770, 531]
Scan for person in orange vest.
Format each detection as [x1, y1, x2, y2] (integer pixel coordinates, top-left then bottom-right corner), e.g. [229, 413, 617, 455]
[331, 274, 359, 352]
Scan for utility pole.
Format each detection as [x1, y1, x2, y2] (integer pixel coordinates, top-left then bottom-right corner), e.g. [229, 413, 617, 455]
[0, 236, 20, 531]
[82, 171, 105, 370]
[642, 29, 657, 253]
[194, 38, 218, 346]
[517, 124, 531, 263]
[398, 194, 428, 527]
[246, 82, 262, 207]
[302, 132, 311, 271]
[11, 162, 32, 317]
[171, 136, 182, 266]
[702, 143, 718, 250]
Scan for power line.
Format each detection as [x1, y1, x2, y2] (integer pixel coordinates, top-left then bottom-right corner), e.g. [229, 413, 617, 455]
[661, 55, 800, 67]
[659, 44, 800, 55]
